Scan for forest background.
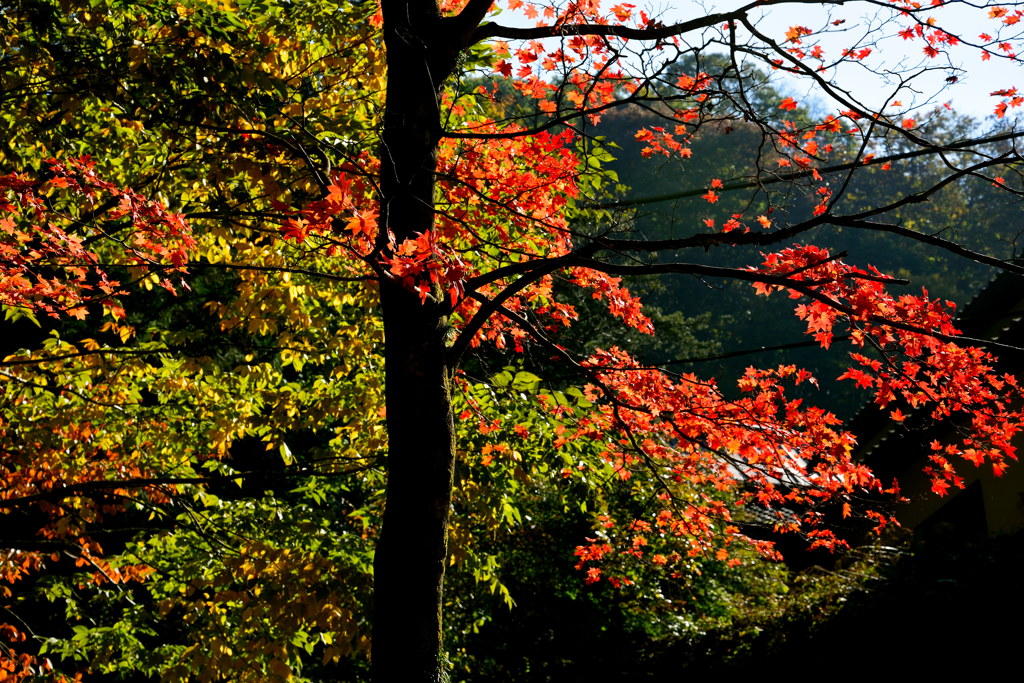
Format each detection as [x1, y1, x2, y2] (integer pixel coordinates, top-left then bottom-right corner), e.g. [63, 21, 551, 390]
[2, 0, 1024, 681]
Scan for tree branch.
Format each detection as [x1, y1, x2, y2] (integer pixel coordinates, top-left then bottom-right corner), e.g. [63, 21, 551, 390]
[596, 130, 1024, 209]
[472, 10, 741, 44]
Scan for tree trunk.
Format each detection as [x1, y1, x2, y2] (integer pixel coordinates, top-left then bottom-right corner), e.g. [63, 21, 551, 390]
[372, 2, 461, 680]
[373, 284, 456, 683]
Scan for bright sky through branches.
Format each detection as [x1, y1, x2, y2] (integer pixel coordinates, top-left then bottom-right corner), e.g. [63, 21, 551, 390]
[663, 1, 1024, 121]
[738, 0, 1024, 121]
[497, 0, 1024, 121]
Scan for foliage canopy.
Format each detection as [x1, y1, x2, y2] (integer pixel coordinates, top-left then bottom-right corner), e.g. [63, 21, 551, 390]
[3, 0, 1024, 681]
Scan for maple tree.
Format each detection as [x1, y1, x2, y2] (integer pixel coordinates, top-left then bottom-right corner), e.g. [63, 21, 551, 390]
[5, 0, 1024, 681]
[361, 1, 1024, 680]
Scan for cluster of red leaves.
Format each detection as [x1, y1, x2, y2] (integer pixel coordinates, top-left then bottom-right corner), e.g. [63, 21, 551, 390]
[563, 242, 1024, 582]
[280, 118, 654, 346]
[381, 229, 473, 305]
[0, 157, 194, 319]
[437, 121, 656, 344]
[0, 165, 117, 319]
[634, 122, 696, 158]
[629, 73, 716, 158]
[505, 0, 657, 28]
[896, 17, 961, 58]
[492, 0, 677, 123]
[280, 156, 380, 256]
[0, 158, 193, 678]
[565, 345, 876, 580]
[0, 622, 81, 683]
[493, 31, 623, 118]
[755, 245, 1023, 495]
[991, 87, 1024, 118]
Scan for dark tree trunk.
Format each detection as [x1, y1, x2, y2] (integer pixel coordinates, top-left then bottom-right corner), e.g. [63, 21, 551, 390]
[373, 283, 456, 683]
[371, 2, 463, 680]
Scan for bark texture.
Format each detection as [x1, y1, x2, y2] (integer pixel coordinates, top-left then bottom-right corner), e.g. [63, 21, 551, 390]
[372, 1, 464, 680]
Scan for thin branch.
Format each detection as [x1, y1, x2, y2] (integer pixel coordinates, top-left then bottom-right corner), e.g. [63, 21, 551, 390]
[0, 461, 378, 510]
[654, 335, 854, 366]
[831, 218, 1024, 276]
[185, 261, 376, 283]
[595, 130, 1024, 209]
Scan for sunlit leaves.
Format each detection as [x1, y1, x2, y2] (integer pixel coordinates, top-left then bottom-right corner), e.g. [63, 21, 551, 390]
[0, 157, 193, 320]
[754, 245, 1023, 493]
[6, 0, 1024, 680]
[0, 0, 388, 679]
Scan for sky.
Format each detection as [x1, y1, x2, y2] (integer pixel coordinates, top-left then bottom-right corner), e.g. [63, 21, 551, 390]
[498, 0, 1024, 123]
[718, 0, 1024, 122]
